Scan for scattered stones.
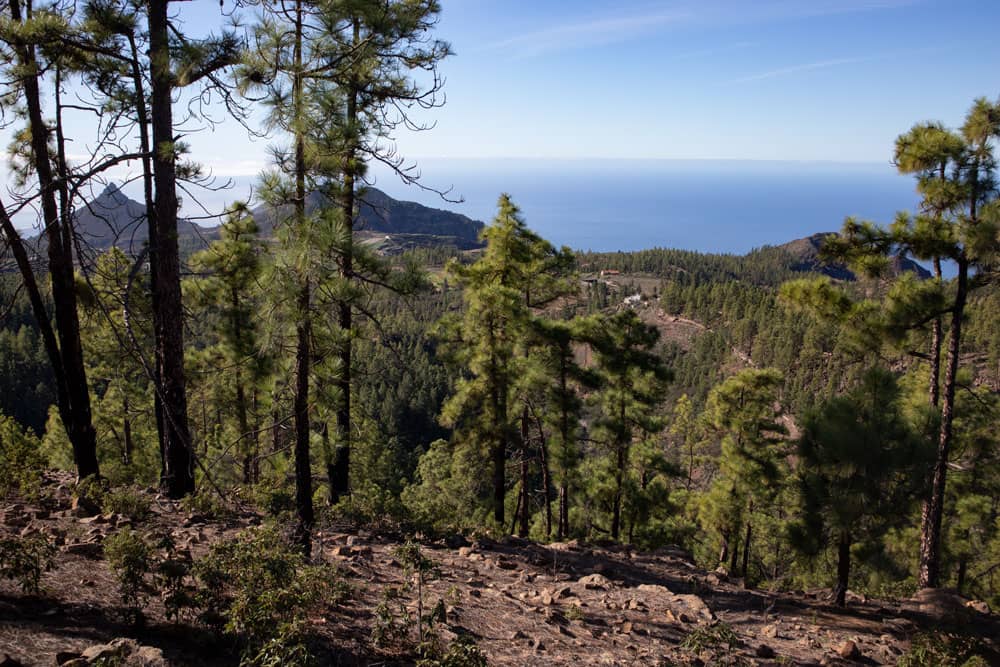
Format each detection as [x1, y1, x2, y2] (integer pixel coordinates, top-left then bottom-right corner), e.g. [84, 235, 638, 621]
[578, 573, 612, 589]
[837, 640, 861, 660]
[966, 599, 991, 615]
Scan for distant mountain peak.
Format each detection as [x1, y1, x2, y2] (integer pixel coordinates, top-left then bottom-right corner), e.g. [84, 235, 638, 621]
[779, 232, 931, 281]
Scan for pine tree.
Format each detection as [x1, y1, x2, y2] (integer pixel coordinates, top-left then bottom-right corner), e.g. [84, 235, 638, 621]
[795, 98, 1000, 588]
[189, 207, 269, 484]
[700, 369, 786, 577]
[791, 368, 923, 606]
[438, 195, 572, 528]
[578, 309, 670, 542]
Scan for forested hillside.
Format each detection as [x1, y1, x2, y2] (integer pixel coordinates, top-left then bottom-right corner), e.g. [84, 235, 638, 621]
[0, 1, 998, 665]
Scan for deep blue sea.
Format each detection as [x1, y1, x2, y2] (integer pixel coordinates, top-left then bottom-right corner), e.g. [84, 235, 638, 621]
[366, 159, 921, 255]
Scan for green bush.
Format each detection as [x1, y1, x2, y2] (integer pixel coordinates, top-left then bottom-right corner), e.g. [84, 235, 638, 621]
[74, 475, 109, 513]
[181, 491, 235, 520]
[102, 486, 152, 522]
[252, 484, 295, 518]
[104, 527, 152, 622]
[193, 525, 337, 665]
[417, 635, 489, 667]
[0, 414, 46, 500]
[0, 534, 55, 593]
[680, 622, 740, 653]
[898, 633, 993, 667]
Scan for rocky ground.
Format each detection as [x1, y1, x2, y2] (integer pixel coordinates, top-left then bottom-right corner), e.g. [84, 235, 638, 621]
[1, 473, 997, 666]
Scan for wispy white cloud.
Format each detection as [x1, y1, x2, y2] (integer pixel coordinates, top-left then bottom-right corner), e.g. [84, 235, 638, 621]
[485, 10, 691, 58]
[729, 56, 871, 83]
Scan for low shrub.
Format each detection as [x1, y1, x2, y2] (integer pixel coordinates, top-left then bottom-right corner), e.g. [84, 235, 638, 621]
[193, 525, 338, 666]
[898, 632, 993, 667]
[0, 534, 55, 593]
[0, 415, 46, 500]
[104, 527, 152, 622]
[102, 485, 152, 522]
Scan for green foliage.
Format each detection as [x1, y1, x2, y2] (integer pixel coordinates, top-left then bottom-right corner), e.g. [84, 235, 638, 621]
[416, 635, 489, 667]
[102, 486, 152, 522]
[898, 633, 994, 667]
[0, 413, 45, 499]
[193, 525, 336, 664]
[104, 527, 152, 621]
[371, 586, 412, 649]
[0, 534, 55, 594]
[790, 368, 926, 601]
[680, 622, 740, 653]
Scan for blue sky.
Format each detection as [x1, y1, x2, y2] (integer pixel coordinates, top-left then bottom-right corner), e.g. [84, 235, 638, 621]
[8, 0, 1000, 230]
[176, 0, 1000, 170]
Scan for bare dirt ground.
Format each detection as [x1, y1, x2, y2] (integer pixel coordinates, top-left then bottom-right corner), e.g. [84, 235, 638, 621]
[2, 474, 997, 666]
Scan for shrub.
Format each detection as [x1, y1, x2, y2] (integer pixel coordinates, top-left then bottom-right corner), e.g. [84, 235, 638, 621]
[680, 622, 740, 653]
[104, 527, 152, 622]
[74, 475, 109, 514]
[0, 534, 55, 593]
[898, 633, 993, 667]
[153, 535, 195, 623]
[417, 635, 489, 667]
[181, 491, 235, 520]
[370, 586, 412, 649]
[102, 486, 152, 522]
[0, 415, 46, 500]
[193, 525, 337, 665]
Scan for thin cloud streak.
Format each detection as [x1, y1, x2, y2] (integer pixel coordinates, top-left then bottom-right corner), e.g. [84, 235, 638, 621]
[484, 10, 690, 58]
[729, 57, 871, 83]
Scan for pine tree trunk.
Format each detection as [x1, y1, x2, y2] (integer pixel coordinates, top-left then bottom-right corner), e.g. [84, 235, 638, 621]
[149, 0, 194, 498]
[741, 518, 752, 579]
[918, 258, 967, 589]
[534, 412, 553, 539]
[517, 408, 530, 537]
[233, 287, 252, 485]
[293, 285, 314, 552]
[126, 30, 167, 480]
[291, 0, 313, 556]
[9, 0, 98, 481]
[558, 484, 568, 540]
[122, 392, 133, 466]
[491, 347, 507, 527]
[929, 257, 942, 407]
[329, 18, 362, 505]
[834, 531, 851, 606]
[729, 531, 740, 575]
[718, 531, 729, 566]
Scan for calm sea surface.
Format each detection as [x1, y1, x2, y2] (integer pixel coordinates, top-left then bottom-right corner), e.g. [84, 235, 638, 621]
[368, 159, 921, 255]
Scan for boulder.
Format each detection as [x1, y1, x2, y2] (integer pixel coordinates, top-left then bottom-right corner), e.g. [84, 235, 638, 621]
[836, 640, 861, 660]
[578, 573, 612, 589]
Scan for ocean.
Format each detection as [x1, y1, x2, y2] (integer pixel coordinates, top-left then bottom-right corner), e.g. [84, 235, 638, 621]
[366, 159, 921, 255]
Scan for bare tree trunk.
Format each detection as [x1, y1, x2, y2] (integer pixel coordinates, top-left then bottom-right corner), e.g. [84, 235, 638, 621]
[329, 17, 362, 505]
[918, 258, 968, 588]
[8, 0, 98, 481]
[122, 392, 133, 466]
[533, 411, 553, 539]
[741, 519, 752, 579]
[929, 257, 942, 408]
[834, 531, 851, 606]
[126, 30, 167, 480]
[290, 0, 313, 556]
[148, 0, 194, 498]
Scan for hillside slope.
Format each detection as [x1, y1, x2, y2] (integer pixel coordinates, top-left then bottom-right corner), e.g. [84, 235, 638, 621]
[1, 475, 996, 666]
